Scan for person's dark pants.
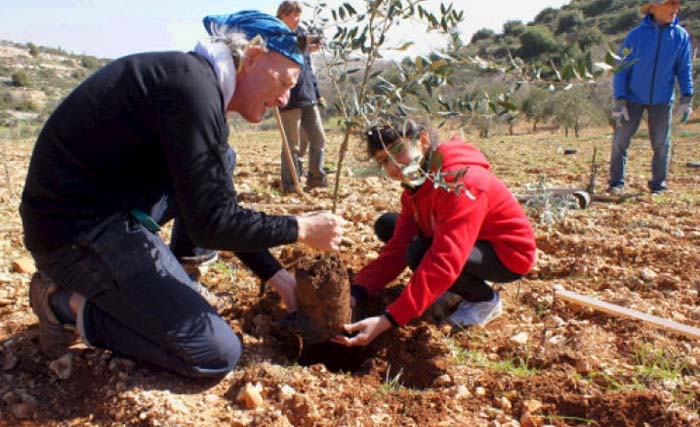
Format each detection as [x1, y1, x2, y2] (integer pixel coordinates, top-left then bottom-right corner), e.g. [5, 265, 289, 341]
[31, 149, 241, 379]
[374, 212, 522, 302]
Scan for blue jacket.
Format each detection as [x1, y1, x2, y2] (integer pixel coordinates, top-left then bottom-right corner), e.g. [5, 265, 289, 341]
[281, 27, 321, 110]
[614, 15, 693, 105]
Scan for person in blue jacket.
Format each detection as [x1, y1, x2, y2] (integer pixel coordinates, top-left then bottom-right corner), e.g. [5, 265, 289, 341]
[22, 11, 345, 379]
[609, 0, 693, 194]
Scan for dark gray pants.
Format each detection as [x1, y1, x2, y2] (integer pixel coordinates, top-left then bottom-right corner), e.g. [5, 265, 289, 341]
[32, 150, 241, 379]
[374, 212, 521, 302]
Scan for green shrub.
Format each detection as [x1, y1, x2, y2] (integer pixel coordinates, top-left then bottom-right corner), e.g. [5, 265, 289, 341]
[517, 26, 557, 60]
[11, 71, 31, 87]
[470, 28, 496, 44]
[556, 11, 584, 34]
[80, 55, 100, 70]
[503, 20, 525, 37]
[576, 27, 605, 50]
[604, 9, 639, 34]
[583, 0, 614, 17]
[27, 43, 40, 57]
[532, 7, 558, 26]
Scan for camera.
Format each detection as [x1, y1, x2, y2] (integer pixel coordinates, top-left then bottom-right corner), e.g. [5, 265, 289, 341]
[304, 34, 321, 47]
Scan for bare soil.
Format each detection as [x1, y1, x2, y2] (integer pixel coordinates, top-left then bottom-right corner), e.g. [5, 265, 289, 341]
[1, 125, 699, 426]
[294, 253, 351, 340]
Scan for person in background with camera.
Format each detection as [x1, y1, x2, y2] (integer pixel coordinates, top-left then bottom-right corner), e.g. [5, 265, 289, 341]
[276, 0, 329, 193]
[21, 10, 345, 379]
[608, 0, 693, 195]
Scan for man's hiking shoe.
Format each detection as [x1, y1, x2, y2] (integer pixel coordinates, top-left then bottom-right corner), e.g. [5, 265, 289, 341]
[446, 291, 503, 328]
[179, 251, 218, 281]
[29, 273, 75, 358]
[305, 178, 329, 190]
[607, 186, 623, 196]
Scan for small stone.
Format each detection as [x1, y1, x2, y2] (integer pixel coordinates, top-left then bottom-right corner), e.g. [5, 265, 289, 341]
[496, 396, 512, 411]
[550, 315, 565, 326]
[439, 323, 453, 335]
[12, 403, 32, 419]
[236, 383, 264, 409]
[520, 412, 544, 427]
[475, 387, 487, 397]
[17, 391, 37, 407]
[455, 385, 471, 399]
[509, 332, 529, 346]
[1, 352, 18, 371]
[547, 335, 566, 346]
[284, 393, 319, 426]
[2, 391, 18, 405]
[522, 399, 543, 414]
[434, 374, 453, 387]
[204, 394, 219, 404]
[49, 353, 73, 380]
[12, 258, 36, 274]
[279, 385, 296, 401]
[165, 396, 189, 414]
[575, 359, 592, 375]
[639, 267, 657, 282]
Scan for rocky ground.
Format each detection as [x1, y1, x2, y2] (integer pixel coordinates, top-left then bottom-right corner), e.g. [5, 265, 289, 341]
[0, 123, 699, 427]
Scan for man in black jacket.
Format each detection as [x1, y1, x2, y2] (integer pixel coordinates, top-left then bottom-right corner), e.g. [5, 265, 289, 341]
[276, 0, 328, 192]
[21, 10, 344, 378]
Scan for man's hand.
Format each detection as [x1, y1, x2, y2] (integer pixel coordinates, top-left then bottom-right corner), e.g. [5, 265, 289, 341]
[331, 315, 393, 347]
[296, 211, 345, 251]
[612, 99, 629, 126]
[267, 269, 297, 312]
[679, 96, 693, 124]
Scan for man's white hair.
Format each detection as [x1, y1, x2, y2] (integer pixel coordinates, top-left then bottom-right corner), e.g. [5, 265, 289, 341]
[205, 22, 268, 68]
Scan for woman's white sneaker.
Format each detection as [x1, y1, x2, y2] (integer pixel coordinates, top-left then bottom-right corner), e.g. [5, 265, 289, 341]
[446, 292, 502, 327]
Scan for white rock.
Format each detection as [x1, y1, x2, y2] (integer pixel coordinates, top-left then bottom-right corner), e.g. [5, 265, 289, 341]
[279, 384, 296, 400]
[639, 267, 657, 282]
[509, 332, 529, 346]
[455, 385, 471, 399]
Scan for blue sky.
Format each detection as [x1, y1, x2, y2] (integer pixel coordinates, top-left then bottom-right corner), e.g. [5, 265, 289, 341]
[0, 0, 568, 59]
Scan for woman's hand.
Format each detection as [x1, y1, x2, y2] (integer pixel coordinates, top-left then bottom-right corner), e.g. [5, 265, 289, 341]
[331, 315, 393, 347]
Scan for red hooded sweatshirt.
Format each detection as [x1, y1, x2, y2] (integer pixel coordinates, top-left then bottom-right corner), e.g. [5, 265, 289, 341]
[354, 137, 536, 325]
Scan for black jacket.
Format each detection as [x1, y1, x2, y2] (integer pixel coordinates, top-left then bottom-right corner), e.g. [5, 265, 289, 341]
[281, 28, 321, 110]
[20, 51, 296, 279]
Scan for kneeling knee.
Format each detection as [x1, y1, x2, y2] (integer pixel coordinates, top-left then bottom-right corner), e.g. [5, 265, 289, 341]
[184, 314, 242, 379]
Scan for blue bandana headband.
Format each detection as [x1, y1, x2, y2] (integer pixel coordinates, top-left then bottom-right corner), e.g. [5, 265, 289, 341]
[203, 10, 305, 67]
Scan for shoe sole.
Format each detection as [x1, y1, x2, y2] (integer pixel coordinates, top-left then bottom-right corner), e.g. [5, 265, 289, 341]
[29, 274, 74, 358]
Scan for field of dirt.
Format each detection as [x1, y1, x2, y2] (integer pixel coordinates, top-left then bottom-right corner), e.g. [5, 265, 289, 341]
[0, 121, 699, 427]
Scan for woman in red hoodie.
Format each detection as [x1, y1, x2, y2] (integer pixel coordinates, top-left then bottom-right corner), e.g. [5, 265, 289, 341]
[333, 121, 536, 347]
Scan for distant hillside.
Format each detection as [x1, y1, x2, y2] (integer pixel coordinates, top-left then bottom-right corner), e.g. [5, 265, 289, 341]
[465, 0, 700, 63]
[0, 41, 108, 126]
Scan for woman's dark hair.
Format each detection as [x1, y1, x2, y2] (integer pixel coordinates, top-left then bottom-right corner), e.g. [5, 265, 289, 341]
[365, 120, 426, 158]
